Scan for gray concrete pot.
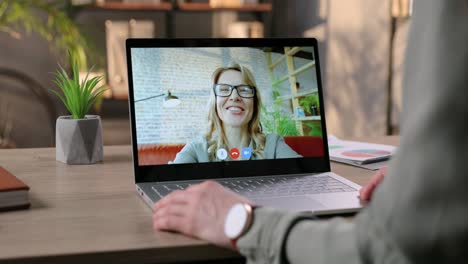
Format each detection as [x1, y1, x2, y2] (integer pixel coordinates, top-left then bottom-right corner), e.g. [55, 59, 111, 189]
[56, 115, 103, 164]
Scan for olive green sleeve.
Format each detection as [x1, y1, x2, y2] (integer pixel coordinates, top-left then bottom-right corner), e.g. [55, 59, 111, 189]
[237, 207, 361, 264]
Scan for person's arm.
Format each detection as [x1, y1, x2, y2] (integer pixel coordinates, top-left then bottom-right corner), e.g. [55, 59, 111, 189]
[172, 142, 198, 164]
[237, 208, 361, 264]
[355, 1, 468, 262]
[242, 2, 468, 261]
[359, 166, 387, 201]
[153, 179, 362, 264]
[240, 2, 468, 263]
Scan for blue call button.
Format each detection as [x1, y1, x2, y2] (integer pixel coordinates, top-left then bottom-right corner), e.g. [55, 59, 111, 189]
[241, 147, 252, 159]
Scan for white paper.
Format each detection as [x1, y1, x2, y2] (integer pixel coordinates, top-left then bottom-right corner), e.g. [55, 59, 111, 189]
[328, 135, 397, 165]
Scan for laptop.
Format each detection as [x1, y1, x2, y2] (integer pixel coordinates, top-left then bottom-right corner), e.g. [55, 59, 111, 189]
[126, 38, 363, 215]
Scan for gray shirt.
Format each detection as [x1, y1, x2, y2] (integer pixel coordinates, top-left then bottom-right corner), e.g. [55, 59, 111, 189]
[237, 1, 468, 263]
[172, 133, 301, 163]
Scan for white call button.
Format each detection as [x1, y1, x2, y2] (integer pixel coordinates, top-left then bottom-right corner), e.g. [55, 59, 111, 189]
[217, 148, 228, 160]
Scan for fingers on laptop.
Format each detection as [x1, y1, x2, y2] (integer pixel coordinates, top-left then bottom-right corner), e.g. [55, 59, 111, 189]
[154, 204, 186, 219]
[359, 167, 388, 201]
[154, 193, 190, 231]
[154, 190, 188, 209]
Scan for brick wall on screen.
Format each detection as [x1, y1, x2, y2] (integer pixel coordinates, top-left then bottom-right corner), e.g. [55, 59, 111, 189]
[132, 47, 272, 145]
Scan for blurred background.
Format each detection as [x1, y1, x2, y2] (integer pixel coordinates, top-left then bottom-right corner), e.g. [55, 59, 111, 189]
[0, 0, 412, 149]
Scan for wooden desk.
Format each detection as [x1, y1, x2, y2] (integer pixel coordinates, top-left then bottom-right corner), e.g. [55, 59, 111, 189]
[0, 136, 398, 263]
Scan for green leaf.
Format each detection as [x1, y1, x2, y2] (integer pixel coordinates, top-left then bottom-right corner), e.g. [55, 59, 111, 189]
[50, 56, 106, 119]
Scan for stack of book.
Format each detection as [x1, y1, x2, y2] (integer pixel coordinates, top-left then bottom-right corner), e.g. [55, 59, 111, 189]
[0, 166, 30, 211]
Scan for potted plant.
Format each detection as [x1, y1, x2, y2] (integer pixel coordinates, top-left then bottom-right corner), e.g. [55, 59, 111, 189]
[299, 95, 320, 116]
[261, 104, 300, 136]
[51, 58, 107, 164]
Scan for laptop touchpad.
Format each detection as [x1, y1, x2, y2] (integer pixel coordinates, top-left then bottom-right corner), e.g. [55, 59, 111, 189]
[253, 196, 326, 212]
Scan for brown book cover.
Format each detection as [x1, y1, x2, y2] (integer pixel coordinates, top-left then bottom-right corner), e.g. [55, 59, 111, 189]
[0, 166, 30, 192]
[0, 166, 30, 211]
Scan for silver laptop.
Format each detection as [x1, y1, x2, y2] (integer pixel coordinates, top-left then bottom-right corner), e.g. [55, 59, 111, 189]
[126, 38, 363, 215]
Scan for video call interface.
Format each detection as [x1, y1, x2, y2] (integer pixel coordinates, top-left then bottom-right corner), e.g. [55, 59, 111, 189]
[131, 46, 325, 166]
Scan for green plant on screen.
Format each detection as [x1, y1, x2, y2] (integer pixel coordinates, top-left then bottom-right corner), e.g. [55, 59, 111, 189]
[304, 121, 322, 137]
[261, 104, 300, 136]
[299, 95, 319, 115]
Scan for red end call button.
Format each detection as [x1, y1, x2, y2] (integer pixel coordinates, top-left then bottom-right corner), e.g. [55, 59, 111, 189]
[229, 148, 240, 159]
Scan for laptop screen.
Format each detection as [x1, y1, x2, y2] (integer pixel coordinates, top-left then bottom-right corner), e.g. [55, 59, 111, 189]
[127, 39, 330, 183]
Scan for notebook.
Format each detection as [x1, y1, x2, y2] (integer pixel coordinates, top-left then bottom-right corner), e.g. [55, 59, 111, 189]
[328, 135, 396, 170]
[126, 38, 363, 215]
[0, 166, 30, 211]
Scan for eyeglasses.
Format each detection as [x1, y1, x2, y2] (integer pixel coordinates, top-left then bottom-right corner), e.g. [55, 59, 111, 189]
[213, 84, 256, 98]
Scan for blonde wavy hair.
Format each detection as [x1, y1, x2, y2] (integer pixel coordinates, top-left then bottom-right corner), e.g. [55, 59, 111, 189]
[205, 63, 266, 161]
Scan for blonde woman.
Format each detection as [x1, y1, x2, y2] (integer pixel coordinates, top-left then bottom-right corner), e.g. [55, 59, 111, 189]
[172, 63, 300, 163]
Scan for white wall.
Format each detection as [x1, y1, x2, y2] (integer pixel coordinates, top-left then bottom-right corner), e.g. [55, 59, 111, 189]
[305, 0, 410, 137]
[324, 0, 391, 137]
[391, 20, 410, 133]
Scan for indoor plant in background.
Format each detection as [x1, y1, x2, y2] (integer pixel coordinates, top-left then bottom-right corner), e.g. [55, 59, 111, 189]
[51, 56, 107, 164]
[299, 95, 320, 116]
[0, 0, 93, 68]
[261, 104, 300, 136]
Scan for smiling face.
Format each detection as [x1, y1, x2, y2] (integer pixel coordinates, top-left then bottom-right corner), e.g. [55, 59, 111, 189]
[215, 70, 254, 128]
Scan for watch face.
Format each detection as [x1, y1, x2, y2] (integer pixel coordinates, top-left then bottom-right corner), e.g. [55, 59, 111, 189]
[224, 203, 248, 239]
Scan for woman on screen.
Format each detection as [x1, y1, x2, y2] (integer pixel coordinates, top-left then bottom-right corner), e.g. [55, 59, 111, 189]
[172, 63, 300, 163]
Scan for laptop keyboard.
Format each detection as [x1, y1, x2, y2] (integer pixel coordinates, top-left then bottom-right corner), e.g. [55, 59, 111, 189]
[152, 174, 357, 199]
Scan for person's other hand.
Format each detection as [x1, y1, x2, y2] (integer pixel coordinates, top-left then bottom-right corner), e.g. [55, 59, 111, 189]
[153, 180, 252, 249]
[359, 166, 388, 201]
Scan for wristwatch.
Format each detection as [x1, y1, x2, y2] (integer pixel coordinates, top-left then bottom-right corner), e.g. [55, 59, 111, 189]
[224, 203, 255, 249]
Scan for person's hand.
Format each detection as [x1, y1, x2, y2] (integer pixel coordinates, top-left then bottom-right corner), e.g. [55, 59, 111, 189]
[153, 180, 252, 249]
[359, 166, 388, 201]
